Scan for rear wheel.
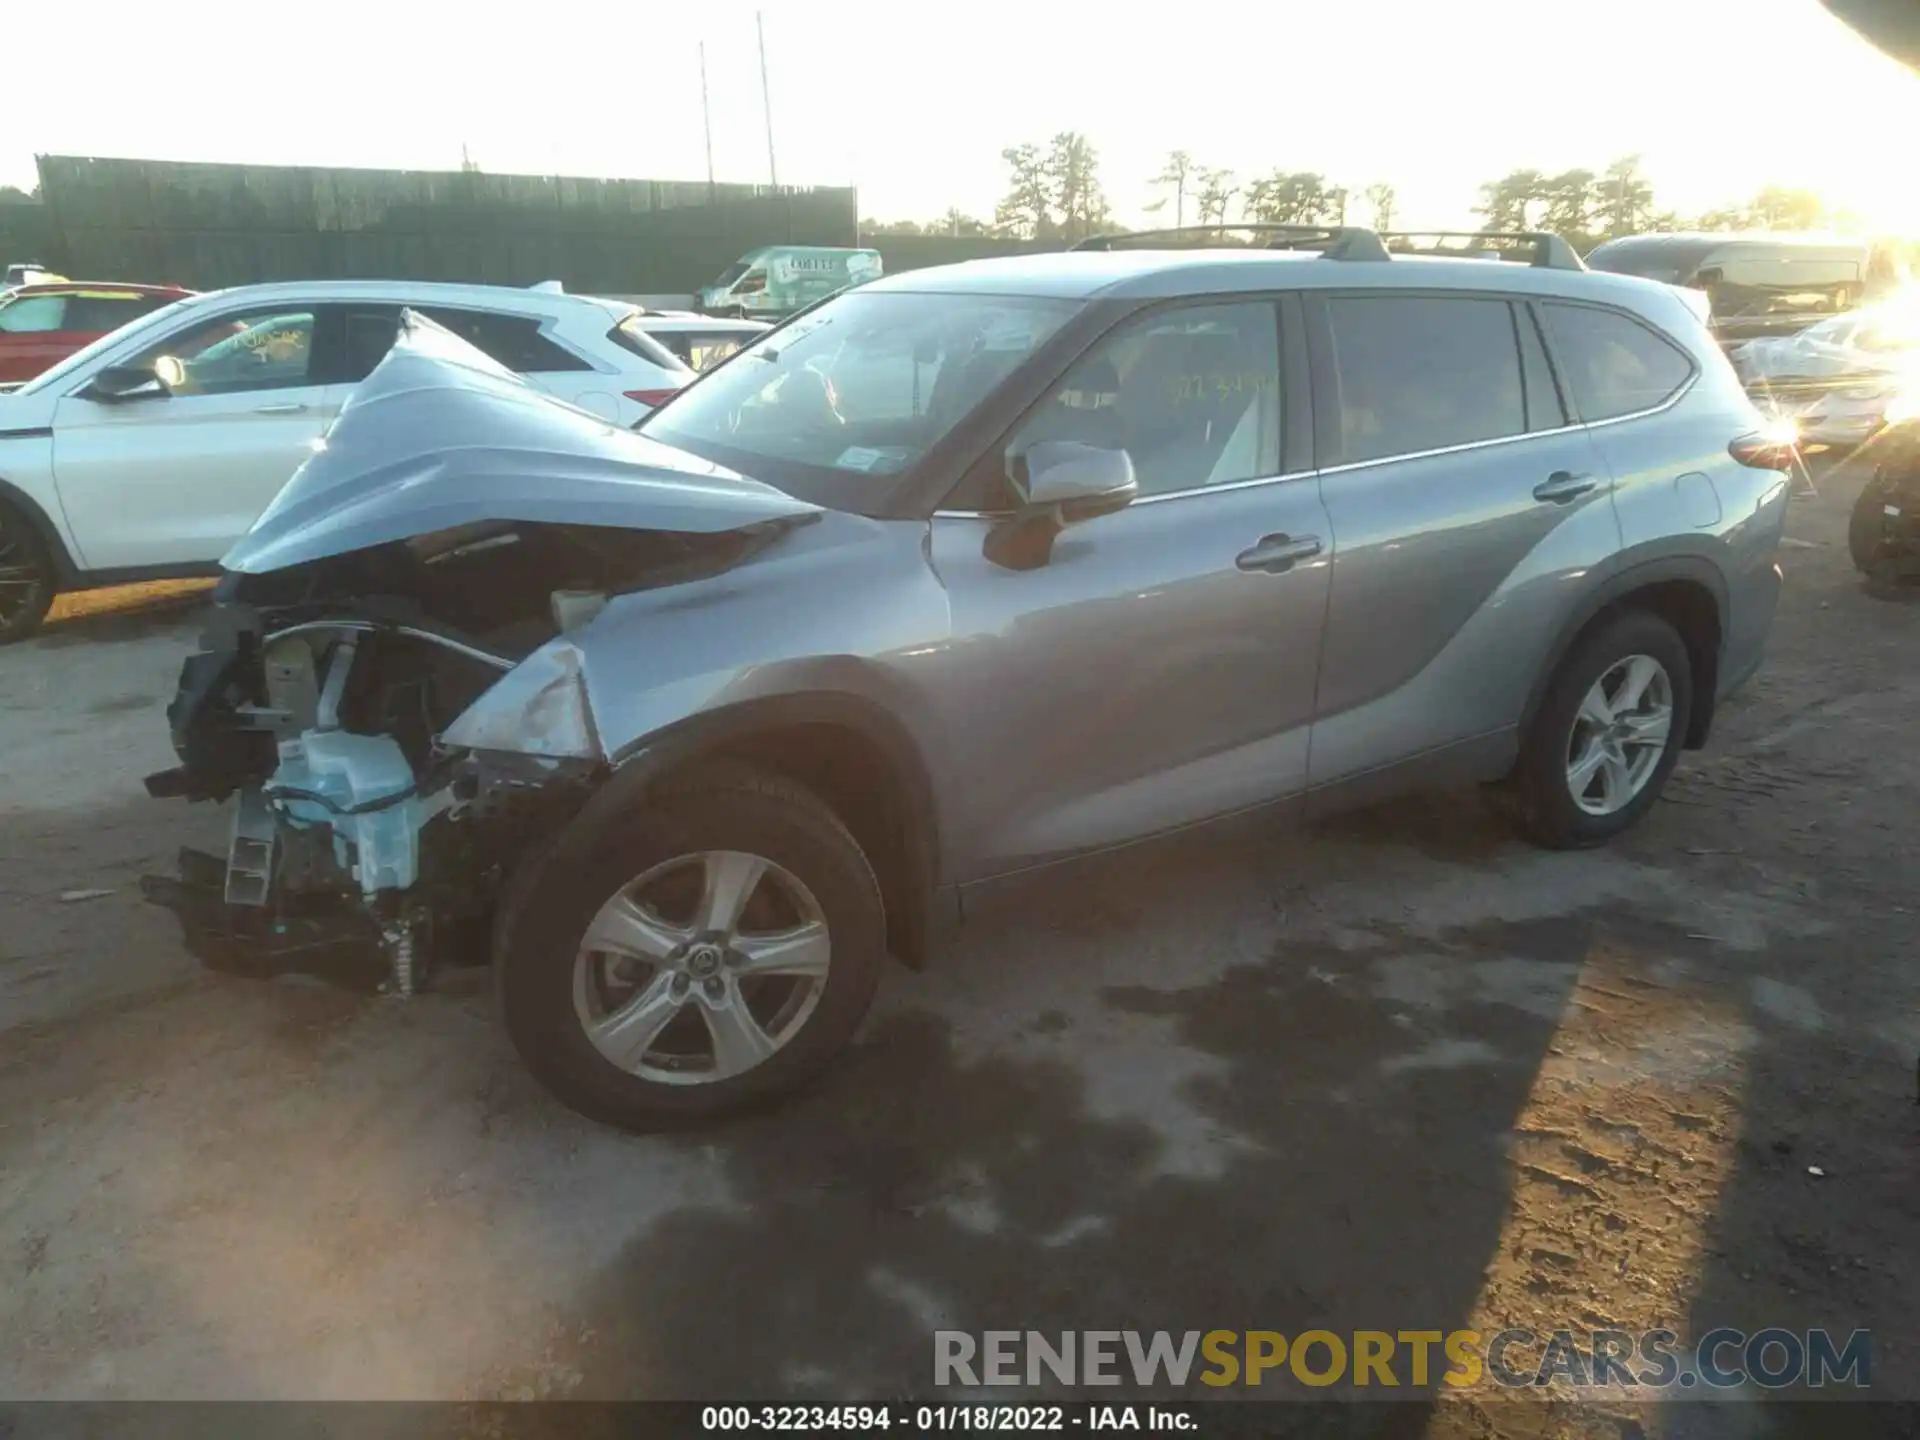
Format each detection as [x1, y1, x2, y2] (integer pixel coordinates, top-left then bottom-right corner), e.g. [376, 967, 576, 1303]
[499, 763, 885, 1130]
[1506, 610, 1694, 849]
[0, 504, 55, 644]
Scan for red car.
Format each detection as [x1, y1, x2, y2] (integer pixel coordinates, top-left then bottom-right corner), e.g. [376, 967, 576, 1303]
[0, 282, 194, 384]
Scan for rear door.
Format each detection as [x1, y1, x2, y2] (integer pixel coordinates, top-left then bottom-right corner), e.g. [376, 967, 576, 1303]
[50, 303, 337, 569]
[1303, 291, 1620, 799]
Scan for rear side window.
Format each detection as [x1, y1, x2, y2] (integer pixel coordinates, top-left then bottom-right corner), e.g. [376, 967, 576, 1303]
[417, 308, 591, 372]
[1322, 295, 1526, 465]
[1541, 304, 1693, 422]
[0, 295, 68, 333]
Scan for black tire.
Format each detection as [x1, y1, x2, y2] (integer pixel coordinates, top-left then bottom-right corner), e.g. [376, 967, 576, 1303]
[1849, 469, 1913, 583]
[498, 762, 886, 1130]
[0, 503, 56, 644]
[1506, 609, 1694, 850]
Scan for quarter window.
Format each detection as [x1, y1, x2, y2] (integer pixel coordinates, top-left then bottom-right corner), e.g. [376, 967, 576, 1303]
[1542, 303, 1693, 422]
[1003, 301, 1283, 500]
[1322, 295, 1527, 465]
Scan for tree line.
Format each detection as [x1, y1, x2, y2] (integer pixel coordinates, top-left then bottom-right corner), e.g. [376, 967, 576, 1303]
[861, 135, 1858, 251]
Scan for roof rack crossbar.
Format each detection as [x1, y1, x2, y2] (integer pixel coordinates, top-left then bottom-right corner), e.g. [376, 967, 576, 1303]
[1375, 231, 1587, 271]
[1072, 223, 1391, 260]
[1067, 223, 1587, 269]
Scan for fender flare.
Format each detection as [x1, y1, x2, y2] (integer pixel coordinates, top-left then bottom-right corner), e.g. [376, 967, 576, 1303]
[506, 690, 946, 968]
[0, 475, 79, 583]
[1518, 554, 1730, 748]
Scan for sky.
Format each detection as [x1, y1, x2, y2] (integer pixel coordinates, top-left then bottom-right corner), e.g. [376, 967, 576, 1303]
[7, 0, 1920, 235]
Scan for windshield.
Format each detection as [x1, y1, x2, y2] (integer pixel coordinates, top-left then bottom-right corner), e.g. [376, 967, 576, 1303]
[11, 293, 200, 396]
[709, 262, 750, 290]
[640, 289, 1078, 514]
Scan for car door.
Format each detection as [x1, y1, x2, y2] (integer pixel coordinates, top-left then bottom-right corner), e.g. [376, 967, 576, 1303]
[50, 303, 335, 570]
[1302, 291, 1621, 803]
[922, 296, 1334, 881]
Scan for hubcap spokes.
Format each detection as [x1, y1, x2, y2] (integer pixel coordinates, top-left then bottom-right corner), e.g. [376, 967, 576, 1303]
[1566, 654, 1673, 817]
[574, 849, 830, 1085]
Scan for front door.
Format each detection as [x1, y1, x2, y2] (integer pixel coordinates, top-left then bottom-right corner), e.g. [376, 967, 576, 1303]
[51, 304, 334, 570]
[1302, 292, 1622, 791]
[922, 298, 1333, 881]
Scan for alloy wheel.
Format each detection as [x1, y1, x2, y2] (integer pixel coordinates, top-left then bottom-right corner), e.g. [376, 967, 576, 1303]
[1564, 654, 1674, 816]
[572, 849, 831, 1086]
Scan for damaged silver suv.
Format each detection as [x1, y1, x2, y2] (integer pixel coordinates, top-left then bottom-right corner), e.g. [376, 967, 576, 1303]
[144, 227, 1793, 1129]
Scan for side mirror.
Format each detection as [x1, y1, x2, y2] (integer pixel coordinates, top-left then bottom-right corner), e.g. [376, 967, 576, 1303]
[986, 441, 1138, 571]
[1012, 441, 1138, 516]
[86, 364, 167, 402]
[1694, 267, 1724, 288]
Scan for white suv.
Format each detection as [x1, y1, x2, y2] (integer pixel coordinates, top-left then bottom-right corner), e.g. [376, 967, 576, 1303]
[0, 279, 695, 640]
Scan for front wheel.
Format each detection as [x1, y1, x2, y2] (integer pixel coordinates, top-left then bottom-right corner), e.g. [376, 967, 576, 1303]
[499, 763, 886, 1130]
[1506, 610, 1694, 849]
[0, 504, 56, 643]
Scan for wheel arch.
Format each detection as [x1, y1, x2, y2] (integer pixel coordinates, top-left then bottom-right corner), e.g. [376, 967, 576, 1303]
[1521, 557, 1728, 750]
[0, 474, 79, 584]
[558, 693, 946, 968]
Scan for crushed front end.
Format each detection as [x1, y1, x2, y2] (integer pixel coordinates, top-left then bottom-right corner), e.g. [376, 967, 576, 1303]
[142, 564, 602, 994]
[138, 309, 821, 994]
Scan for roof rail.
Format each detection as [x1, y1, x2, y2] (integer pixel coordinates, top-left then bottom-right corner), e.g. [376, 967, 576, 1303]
[1376, 231, 1587, 271]
[1071, 224, 1391, 261]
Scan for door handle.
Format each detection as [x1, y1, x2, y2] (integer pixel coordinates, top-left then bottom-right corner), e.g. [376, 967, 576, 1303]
[1533, 470, 1599, 504]
[1235, 533, 1323, 573]
[253, 402, 308, 416]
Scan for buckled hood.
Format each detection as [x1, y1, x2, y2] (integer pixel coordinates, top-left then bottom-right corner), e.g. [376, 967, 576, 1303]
[220, 310, 821, 575]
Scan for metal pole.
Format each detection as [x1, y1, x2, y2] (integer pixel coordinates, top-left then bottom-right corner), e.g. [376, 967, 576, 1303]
[699, 41, 715, 190]
[757, 11, 778, 187]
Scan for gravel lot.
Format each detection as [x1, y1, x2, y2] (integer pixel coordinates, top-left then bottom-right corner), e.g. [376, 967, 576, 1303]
[1, 471, 1916, 1433]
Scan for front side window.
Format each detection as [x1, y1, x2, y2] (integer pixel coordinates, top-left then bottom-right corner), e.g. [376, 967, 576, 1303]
[1542, 303, 1694, 422]
[641, 289, 1077, 514]
[998, 301, 1283, 502]
[134, 309, 317, 395]
[1322, 295, 1526, 465]
[0, 295, 68, 334]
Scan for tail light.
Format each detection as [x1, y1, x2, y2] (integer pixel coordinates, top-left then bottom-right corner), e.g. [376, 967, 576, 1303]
[1729, 423, 1799, 470]
[625, 388, 680, 409]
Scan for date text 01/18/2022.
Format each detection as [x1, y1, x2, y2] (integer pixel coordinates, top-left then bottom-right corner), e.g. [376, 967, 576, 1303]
[700, 1405, 1197, 1431]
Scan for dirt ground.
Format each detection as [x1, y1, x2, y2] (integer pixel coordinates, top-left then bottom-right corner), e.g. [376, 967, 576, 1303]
[1, 473, 1916, 1436]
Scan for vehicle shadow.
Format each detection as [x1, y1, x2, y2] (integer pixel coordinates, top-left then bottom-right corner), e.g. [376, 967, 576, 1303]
[499, 792, 1710, 1434]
